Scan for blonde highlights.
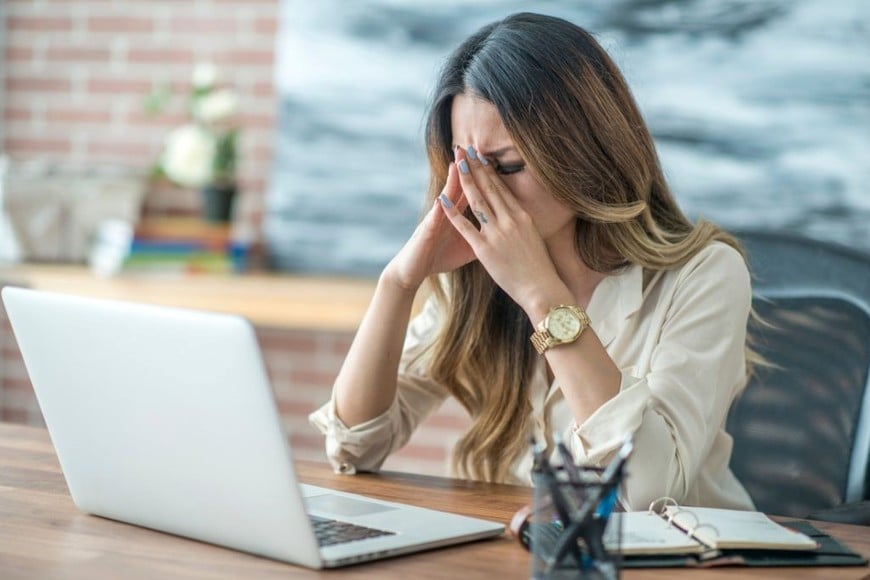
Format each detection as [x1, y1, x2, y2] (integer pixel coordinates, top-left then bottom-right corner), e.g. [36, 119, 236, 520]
[422, 13, 754, 482]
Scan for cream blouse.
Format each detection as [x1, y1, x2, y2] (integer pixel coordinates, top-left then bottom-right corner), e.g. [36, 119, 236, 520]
[310, 241, 756, 511]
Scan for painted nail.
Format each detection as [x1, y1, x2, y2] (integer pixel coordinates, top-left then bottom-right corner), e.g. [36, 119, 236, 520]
[439, 193, 454, 208]
[466, 146, 478, 160]
[458, 159, 469, 174]
[479, 155, 489, 166]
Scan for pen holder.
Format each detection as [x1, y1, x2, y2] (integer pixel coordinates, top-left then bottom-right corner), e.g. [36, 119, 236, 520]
[529, 469, 623, 580]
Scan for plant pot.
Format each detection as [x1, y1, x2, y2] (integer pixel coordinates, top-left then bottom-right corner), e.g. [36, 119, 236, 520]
[201, 183, 236, 223]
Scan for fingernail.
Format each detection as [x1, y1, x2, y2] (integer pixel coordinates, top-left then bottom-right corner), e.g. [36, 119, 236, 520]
[439, 193, 454, 208]
[458, 159, 469, 174]
[479, 155, 489, 166]
[466, 146, 478, 160]
[453, 145, 461, 160]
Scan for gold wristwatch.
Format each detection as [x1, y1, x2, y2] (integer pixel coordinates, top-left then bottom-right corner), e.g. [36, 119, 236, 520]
[529, 305, 590, 354]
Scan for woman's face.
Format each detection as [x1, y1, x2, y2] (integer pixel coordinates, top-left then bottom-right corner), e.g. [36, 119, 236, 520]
[450, 93, 576, 243]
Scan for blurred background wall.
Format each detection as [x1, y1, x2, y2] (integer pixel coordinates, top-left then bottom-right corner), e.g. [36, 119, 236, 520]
[2, 0, 278, 232]
[266, 0, 870, 275]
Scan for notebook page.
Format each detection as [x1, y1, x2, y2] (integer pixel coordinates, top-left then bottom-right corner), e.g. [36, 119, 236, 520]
[664, 506, 819, 551]
[608, 512, 704, 555]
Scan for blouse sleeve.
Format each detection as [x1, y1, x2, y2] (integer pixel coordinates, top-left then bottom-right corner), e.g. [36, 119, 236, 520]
[308, 297, 450, 474]
[564, 244, 752, 509]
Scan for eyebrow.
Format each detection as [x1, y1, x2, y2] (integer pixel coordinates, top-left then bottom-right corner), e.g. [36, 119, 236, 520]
[482, 146, 518, 158]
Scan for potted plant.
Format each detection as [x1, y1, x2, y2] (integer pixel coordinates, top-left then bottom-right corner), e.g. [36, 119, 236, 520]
[145, 63, 240, 223]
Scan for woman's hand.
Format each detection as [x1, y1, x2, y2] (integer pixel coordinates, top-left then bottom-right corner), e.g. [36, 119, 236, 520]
[439, 147, 567, 314]
[383, 162, 476, 293]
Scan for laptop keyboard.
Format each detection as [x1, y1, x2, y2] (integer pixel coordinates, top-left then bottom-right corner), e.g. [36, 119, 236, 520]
[309, 515, 396, 547]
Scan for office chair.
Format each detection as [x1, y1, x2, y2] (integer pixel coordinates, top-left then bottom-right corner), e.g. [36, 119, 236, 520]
[726, 230, 870, 524]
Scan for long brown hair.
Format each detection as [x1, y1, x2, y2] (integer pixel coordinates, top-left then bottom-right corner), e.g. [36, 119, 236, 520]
[422, 13, 748, 483]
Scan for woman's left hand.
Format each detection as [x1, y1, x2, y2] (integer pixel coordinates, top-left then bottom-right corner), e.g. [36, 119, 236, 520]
[439, 146, 566, 314]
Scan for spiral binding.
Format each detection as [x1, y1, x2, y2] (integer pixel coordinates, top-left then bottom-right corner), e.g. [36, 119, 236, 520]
[646, 496, 721, 547]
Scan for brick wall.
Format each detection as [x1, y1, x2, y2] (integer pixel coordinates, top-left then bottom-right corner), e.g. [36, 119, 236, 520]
[0, 1, 472, 477]
[3, 0, 277, 226]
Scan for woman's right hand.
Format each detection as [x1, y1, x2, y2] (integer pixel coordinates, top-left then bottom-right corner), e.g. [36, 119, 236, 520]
[383, 162, 475, 292]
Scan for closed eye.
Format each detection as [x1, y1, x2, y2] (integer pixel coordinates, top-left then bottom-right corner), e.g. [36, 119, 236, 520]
[496, 163, 524, 176]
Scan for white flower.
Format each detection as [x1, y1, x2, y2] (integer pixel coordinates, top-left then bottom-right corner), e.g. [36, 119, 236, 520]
[161, 124, 216, 188]
[149, 64, 240, 189]
[192, 62, 219, 89]
[194, 89, 239, 124]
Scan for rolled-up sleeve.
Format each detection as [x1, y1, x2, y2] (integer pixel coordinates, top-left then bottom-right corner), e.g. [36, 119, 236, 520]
[309, 297, 450, 474]
[565, 245, 751, 509]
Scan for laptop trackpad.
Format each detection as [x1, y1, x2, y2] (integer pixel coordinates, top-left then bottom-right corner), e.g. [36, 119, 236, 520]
[305, 494, 399, 517]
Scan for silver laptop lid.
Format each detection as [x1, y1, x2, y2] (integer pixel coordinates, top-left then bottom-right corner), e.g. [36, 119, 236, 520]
[2, 287, 323, 568]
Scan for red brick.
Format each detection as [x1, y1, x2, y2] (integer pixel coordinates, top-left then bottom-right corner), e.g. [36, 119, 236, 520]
[46, 47, 112, 63]
[2, 347, 22, 358]
[7, 16, 73, 32]
[277, 400, 318, 416]
[5, 137, 71, 155]
[5, 77, 72, 92]
[46, 108, 113, 124]
[88, 16, 154, 33]
[3, 378, 34, 392]
[128, 48, 194, 64]
[258, 332, 319, 354]
[126, 110, 188, 130]
[5, 46, 35, 62]
[289, 369, 337, 388]
[222, 49, 274, 66]
[0, 408, 29, 424]
[253, 17, 278, 36]
[167, 18, 238, 35]
[86, 139, 154, 158]
[87, 78, 154, 94]
[4, 107, 32, 121]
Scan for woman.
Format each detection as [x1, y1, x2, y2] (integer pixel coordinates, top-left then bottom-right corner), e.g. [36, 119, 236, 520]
[310, 12, 756, 511]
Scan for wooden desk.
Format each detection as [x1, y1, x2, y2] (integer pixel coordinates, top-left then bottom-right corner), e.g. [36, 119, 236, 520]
[1, 423, 867, 579]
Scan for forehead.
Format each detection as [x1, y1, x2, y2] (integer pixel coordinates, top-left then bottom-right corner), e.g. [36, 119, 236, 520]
[450, 93, 513, 150]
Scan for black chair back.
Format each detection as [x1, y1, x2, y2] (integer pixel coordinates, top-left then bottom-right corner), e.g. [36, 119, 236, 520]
[726, 231, 870, 517]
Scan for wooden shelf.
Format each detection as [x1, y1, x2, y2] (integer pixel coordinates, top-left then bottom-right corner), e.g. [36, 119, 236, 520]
[0, 264, 379, 332]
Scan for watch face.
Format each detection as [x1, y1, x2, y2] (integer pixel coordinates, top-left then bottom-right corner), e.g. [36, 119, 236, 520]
[549, 307, 582, 341]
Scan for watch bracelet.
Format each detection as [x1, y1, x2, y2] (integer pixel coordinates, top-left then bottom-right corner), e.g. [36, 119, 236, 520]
[530, 330, 552, 355]
[528, 305, 590, 355]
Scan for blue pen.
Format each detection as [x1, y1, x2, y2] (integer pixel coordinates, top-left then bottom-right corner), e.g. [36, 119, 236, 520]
[596, 488, 619, 519]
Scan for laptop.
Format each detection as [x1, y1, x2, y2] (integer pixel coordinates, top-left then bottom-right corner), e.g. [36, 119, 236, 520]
[1, 286, 504, 568]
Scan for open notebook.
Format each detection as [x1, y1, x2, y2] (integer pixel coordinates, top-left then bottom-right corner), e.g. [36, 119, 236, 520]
[616, 505, 818, 556]
[605, 499, 866, 569]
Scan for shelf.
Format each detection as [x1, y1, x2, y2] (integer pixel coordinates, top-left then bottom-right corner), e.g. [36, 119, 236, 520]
[0, 264, 379, 332]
